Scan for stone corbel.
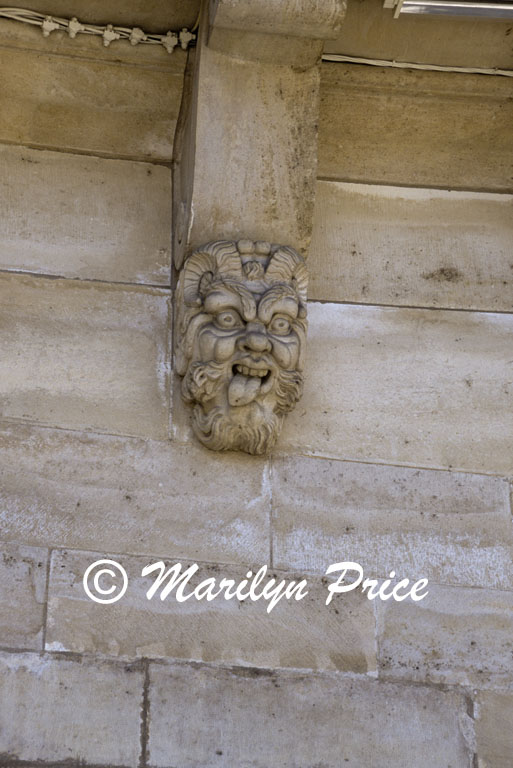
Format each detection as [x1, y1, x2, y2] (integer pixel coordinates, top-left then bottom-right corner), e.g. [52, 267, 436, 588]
[173, 0, 346, 453]
[175, 239, 307, 454]
[207, 0, 346, 66]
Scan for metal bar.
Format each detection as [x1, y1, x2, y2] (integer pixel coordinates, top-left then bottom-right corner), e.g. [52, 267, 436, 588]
[398, 0, 513, 17]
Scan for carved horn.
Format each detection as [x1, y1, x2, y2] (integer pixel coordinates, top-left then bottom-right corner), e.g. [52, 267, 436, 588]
[265, 246, 308, 305]
[182, 240, 243, 306]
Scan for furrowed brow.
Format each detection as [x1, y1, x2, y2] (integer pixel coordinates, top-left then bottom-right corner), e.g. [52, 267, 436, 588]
[204, 288, 243, 315]
[258, 291, 299, 323]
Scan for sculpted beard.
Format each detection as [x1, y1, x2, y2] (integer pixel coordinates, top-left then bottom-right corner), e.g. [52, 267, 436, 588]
[182, 359, 304, 454]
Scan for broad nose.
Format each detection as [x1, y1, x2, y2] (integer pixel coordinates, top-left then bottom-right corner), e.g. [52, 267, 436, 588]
[238, 323, 272, 354]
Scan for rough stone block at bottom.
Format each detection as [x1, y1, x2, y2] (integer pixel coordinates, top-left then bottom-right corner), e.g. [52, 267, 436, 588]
[148, 662, 473, 768]
[475, 689, 513, 768]
[0, 651, 143, 766]
[377, 583, 513, 690]
[0, 542, 48, 651]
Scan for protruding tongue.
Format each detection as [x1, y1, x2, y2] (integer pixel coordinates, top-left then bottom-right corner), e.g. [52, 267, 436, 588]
[228, 374, 261, 406]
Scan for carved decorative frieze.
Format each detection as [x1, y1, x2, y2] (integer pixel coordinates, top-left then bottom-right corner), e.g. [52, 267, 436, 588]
[175, 239, 308, 454]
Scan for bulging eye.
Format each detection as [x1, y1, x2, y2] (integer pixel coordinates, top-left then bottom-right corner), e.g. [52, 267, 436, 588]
[214, 309, 243, 330]
[269, 315, 291, 335]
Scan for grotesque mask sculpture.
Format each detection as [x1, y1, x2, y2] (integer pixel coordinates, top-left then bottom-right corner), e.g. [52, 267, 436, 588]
[175, 239, 308, 454]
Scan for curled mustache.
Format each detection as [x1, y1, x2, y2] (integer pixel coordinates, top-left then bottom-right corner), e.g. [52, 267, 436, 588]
[182, 361, 304, 414]
[181, 361, 226, 404]
[182, 360, 304, 454]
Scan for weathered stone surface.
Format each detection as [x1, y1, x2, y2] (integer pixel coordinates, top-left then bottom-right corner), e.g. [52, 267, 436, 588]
[475, 690, 513, 768]
[46, 549, 375, 673]
[272, 455, 512, 589]
[309, 181, 513, 311]
[211, 0, 345, 39]
[0, 542, 48, 651]
[0, 651, 143, 765]
[148, 663, 473, 767]
[0, 273, 170, 438]
[278, 302, 513, 475]
[377, 584, 513, 689]
[0, 46, 181, 160]
[319, 63, 513, 191]
[0, 423, 270, 564]
[0, 145, 172, 284]
[174, 28, 321, 268]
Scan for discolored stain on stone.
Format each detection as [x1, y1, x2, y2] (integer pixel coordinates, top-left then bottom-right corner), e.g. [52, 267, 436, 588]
[308, 181, 513, 310]
[421, 266, 463, 283]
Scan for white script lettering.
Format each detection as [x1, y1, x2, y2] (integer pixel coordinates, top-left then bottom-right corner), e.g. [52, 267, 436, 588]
[325, 562, 429, 604]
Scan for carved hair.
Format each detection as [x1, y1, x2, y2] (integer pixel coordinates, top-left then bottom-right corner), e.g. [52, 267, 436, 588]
[264, 245, 308, 307]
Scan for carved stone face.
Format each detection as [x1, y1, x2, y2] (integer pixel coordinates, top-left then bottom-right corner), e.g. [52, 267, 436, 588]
[175, 240, 308, 454]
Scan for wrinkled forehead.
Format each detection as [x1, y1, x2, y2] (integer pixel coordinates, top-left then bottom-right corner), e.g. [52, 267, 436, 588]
[203, 281, 299, 322]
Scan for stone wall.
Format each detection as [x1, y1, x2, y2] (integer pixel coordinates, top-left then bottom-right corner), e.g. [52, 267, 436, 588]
[0, 23, 512, 768]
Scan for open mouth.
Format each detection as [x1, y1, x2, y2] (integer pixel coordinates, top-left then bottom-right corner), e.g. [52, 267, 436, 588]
[228, 362, 273, 407]
[232, 364, 271, 384]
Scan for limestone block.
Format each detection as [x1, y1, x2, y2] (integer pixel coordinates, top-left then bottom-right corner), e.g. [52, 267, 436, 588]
[324, 0, 513, 70]
[309, 181, 513, 311]
[319, 63, 513, 191]
[272, 455, 512, 589]
[148, 663, 472, 767]
[278, 302, 513, 475]
[0, 47, 181, 160]
[475, 690, 513, 768]
[46, 549, 376, 673]
[0, 542, 48, 651]
[0, 273, 170, 438]
[0, 145, 172, 284]
[377, 583, 513, 689]
[0, 651, 143, 765]
[0, 423, 270, 564]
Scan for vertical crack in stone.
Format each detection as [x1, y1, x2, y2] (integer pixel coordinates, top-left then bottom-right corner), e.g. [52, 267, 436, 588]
[41, 548, 53, 652]
[139, 659, 151, 768]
